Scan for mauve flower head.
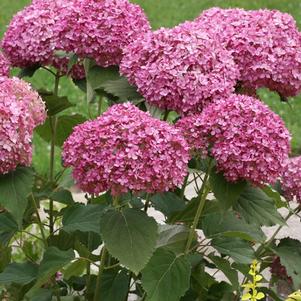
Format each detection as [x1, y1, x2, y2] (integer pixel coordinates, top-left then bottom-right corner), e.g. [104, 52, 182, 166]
[281, 156, 301, 203]
[0, 52, 10, 77]
[58, 0, 151, 67]
[196, 8, 301, 97]
[2, 0, 84, 79]
[0, 77, 46, 174]
[177, 94, 291, 185]
[63, 103, 189, 196]
[120, 21, 239, 115]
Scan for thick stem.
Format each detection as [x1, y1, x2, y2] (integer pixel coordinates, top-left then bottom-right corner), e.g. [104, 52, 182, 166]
[163, 110, 170, 121]
[94, 247, 108, 301]
[185, 160, 212, 254]
[180, 175, 189, 200]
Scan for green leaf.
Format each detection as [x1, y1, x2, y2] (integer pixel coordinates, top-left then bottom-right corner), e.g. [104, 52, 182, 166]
[62, 204, 105, 233]
[64, 259, 86, 280]
[100, 77, 142, 100]
[210, 169, 247, 210]
[100, 208, 158, 274]
[87, 65, 120, 90]
[98, 269, 130, 301]
[0, 212, 18, 234]
[0, 245, 11, 272]
[141, 248, 191, 301]
[201, 211, 266, 242]
[30, 288, 53, 301]
[18, 65, 40, 78]
[156, 225, 190, 255]
[50, 189, 74, 205]
[273, 238, 301, 288]
[234, 186, 285, 226]
[208, 254, 239, 290]
[211, 237, 255, 264]
[0, 167, 35, 226]
[34, 247, 74, 289]
[36, 114, 87, 147]
[262, 185, 287, 209]
[0, 262, 38, 285]
[151, 192, 186, 218]
[39, 90, 74, 116]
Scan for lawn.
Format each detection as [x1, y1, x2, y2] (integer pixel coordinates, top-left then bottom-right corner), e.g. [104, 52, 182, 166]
[1, 0, 301, 174]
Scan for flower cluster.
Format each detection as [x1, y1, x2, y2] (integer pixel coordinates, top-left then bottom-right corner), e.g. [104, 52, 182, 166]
[196, 8, 301, 97]
[177, 95, 291, 185]
[59, 0, 151, 67]
[281, 156, 301, 203]
[0, 53, 10, 77]
[63, 103, 189, 196]
[121, 21, 239, 115]
[270, 256, 292, 284]
[0, 77, 46, 174]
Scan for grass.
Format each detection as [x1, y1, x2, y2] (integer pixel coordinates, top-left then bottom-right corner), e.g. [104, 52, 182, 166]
[1, 0, 301, 174]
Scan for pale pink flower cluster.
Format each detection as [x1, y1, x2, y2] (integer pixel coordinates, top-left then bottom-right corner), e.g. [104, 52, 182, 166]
[2, 0, 150, 76]
[0, 77, 46, 174]
[0, 53, 10, 77]
[120, 21, 239, 115]
[281, 156, 301, 203]
[63, 103, 189, 196]
[59, 0, 151, 67]
[196, 8, 301, 97]
[177, 95, 291, 185]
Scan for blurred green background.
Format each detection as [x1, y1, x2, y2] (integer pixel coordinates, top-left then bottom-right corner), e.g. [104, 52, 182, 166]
[1, 0, 301, 174]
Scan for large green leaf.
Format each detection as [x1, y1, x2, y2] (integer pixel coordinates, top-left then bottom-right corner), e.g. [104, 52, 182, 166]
[29, 288, 53, 301]
[151, 192, 186, 218]
[0, 262, 38, 285]
[64, 259, 86, 280]
[0, 212, 18, 234]
[156, 225, 190, 254]
[50, 189, 74, 205]
[100, 77, 142, 100]
[201, 211, 266, 242]
[208, 254, 239, 290]
[100, 208, 158, 274]
[0, 167, 35, 226]
[273, 238, 301, 288]
[211, 237, 255, 264]
[87, 65, 120, 90]
[141, 248, 191, 301]
[234, 186, 285, 226]
[62, 204, 105, 233]
[210, 170, 247, 210]
[36, 114, 87, 147]
[98, 269, 130, 301]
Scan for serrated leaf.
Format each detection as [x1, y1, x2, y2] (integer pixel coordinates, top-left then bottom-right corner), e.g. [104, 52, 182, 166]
[211, 237, 255, 264]
[201, 211, 266, 242]
[50, 189, 74, 205]
[62, 204, 105, 233]
[151, 192, 186, 218]
[210, 170, 247, 210]
[98, 269, 130, 301]
[234, 186, 285, 226]
[208, 254, 239, 290]
[100, 208, 158, 274]
[0, 167, 35, 226]
[36, 114, 87, 147]
[156, 225, 190, 254]
[0, 262, 38, 285]
[141, 249, 191, 301]
[101, 77, 142, 100]
[273, 238, 301, 288]
[39, 90, 74, 116]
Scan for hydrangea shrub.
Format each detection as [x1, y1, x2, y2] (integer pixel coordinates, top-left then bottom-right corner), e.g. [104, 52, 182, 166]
[0, 1, 300, 301]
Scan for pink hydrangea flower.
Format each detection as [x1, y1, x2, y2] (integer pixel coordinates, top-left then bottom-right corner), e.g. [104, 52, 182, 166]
[0, 53, 10, 77]
[2, 0, 84, 79]
[281, 156, 301, 203]
[196, 8, 301, 97]
[63, 103, 189, 196]
[0, 77, 46, 174]
[120, 21, 239, 115]
[177, 95, 291, 185]
[58, 0, 151, 67]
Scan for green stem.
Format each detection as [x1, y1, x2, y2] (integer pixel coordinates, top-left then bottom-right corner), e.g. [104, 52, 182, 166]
[31, 194, 48, 247]
[144, 194, 151, 212]
[185, 160, 212, 254]
[94, 247, 108, 301]
[98, 96, 103, 116]
[163, 110, 170, 121]
[181, 175, 189, 200]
